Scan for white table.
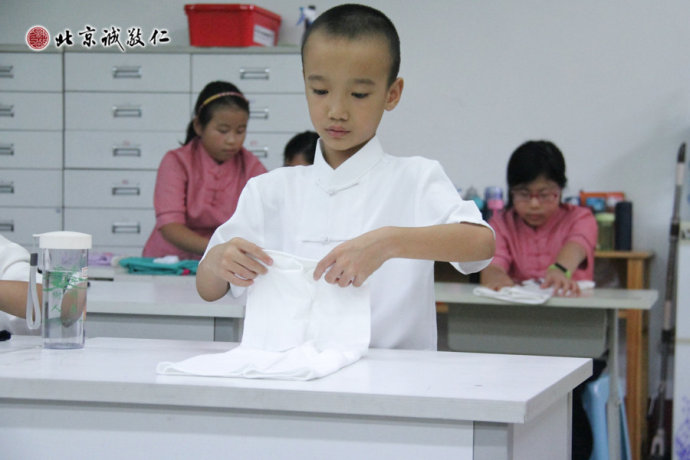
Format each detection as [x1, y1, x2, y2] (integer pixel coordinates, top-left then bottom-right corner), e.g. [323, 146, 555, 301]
[435, 282, 658, 460]
[0, 336, 591, 460]
[86, 279, 245, 342]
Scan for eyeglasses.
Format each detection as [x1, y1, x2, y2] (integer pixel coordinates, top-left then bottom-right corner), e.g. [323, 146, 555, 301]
[511, 188, 560, 204]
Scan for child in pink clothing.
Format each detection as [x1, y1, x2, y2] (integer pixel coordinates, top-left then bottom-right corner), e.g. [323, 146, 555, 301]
[480, 140, 597, 296]
[143, 81, 267, 260]
[480, 140, 600, 460]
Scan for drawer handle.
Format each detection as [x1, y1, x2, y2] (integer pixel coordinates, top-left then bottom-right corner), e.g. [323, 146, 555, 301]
[111, 186, 140, 196]
[249, 108, 269, 120]
[112, 146, 142, 157]
[0, 143, 14, 156]
[0, 221, 14, 232]
[0, 65, 13, 78]
[0, 104, 14, 117]
[249, 147, 269, 158]
[240, 67, 270, 80]
[112, 65, 142, 79]
[112, 106, 142, 118]
[111, 222, 141, 234]
[0, 182, 15, 194]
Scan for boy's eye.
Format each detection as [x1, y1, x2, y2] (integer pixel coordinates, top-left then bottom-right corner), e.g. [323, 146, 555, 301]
[312, 88, 328, 96]
[352, 92, 369, 99]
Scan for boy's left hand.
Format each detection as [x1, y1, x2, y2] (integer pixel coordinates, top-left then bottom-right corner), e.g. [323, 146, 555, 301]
[313, 229, 389, 287]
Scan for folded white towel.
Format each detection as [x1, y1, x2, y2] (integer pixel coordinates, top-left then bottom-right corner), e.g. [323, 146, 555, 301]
[157, 250, 371, 380]
[473, 279, 595, 305]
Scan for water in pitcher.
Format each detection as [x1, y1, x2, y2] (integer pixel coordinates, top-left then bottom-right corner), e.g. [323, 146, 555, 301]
[42, 267, 88, 349]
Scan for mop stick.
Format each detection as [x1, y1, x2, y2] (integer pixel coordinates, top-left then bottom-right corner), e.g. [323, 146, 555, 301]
[649, 142, 686, 460]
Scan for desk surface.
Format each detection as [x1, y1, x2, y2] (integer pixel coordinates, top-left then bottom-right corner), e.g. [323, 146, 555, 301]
[0, 336, 591, 425]
[435, 282, 658, 310]
[87, 279, 244, 318]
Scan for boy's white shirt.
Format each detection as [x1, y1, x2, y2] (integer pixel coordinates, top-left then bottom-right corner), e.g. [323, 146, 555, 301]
[205, 136, 492, 350]
[0, 234, 32, 282]
[0, 235, 39, 334]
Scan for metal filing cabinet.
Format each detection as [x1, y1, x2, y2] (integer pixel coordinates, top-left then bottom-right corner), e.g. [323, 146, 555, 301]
[3, 47, 307, 257]
[0, 51, 63, 246]
[192, 51, 310, 171]
[63, 52, 191, 254]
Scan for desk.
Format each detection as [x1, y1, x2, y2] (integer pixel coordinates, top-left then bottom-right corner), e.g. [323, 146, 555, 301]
[435, 283, 658, 460]
[435, 250, 655, 460]
[87, 279, 245, 342]
[0, 336, 591, 460]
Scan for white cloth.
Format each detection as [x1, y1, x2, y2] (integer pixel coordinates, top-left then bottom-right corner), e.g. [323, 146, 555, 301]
[0, 235, 40, 335]
[204, 136, 492, 350]
[157, 250, 371, 380]
[473, 279, 596, 304]
[153, 255, 180, 264]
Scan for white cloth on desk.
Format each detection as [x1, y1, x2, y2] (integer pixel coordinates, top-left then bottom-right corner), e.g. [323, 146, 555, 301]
[157, 250, 370, 380]
[473, 279, 595, 305]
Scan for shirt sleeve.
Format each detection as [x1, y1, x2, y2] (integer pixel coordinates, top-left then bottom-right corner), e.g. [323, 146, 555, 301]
[153, 152, 189, 229]
[245, 151, 268, 178]
[203, 176, 267, 297]
[414, 160, 494, 274]
[564, 207, 598, 272]
[487, 212, 512, 273]
[0, 235, 30, 281]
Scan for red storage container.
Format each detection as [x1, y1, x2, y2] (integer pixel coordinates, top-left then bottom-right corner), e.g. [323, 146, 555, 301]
[185, 4, 281, 47]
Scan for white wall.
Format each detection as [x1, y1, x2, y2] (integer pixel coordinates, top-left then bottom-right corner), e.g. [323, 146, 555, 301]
[2, 0, 689, 394]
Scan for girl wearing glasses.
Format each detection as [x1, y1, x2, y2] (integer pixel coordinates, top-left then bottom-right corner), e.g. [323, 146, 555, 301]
[480, 140, 597, 296]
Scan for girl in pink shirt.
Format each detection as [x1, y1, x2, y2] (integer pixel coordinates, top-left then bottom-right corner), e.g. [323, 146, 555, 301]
[480, 140, 598, 296]
[143, 81, 267, 260]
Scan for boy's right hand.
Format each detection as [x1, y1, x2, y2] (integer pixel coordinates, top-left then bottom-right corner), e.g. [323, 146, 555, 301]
[204, 237, 273, 287]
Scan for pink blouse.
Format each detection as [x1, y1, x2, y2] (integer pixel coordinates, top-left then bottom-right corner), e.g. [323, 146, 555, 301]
[142, 139, 267, 260]
[488, 203, 598, 281]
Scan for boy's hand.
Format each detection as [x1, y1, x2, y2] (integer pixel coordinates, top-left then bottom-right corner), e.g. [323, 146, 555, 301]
[205, 237, 273, 287]
[314, 229, 389, 287]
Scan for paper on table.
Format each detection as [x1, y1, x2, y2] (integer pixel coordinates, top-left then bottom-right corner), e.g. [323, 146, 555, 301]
[157, 250, 371, 380]
[473, 279, 595, 305]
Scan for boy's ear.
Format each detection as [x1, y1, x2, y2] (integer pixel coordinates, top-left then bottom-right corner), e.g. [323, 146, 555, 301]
[384, 77, 404, 111]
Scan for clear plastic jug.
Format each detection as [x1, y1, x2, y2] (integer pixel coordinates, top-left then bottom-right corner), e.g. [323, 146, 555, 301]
[26, 231, 92, 349]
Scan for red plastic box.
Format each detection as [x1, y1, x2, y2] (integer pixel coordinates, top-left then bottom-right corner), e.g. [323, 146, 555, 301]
[185, 4, 281, 47]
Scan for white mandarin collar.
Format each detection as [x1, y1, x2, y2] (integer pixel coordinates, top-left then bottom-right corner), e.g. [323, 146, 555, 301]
[313, 136, 385, 194]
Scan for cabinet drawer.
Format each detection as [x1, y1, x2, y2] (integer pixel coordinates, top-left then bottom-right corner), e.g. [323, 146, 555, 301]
[64, 170, 156, 208]
[65, 53, 190, 92]
[0, 53, 62, 92]
[65, 92, 190, 131]
[246, 93, 311, 132]
[244, 132, 299, 171]
[192, 54, 303, 93]
[0, 131, 62, 168]
[0, 170, 62, 207]
[0, 207, 63, 246]
[0, 92, 62, 130]
[190, 92, 310, 133]
[64, 208, 154, 248]
[65, 131, 181, 169]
